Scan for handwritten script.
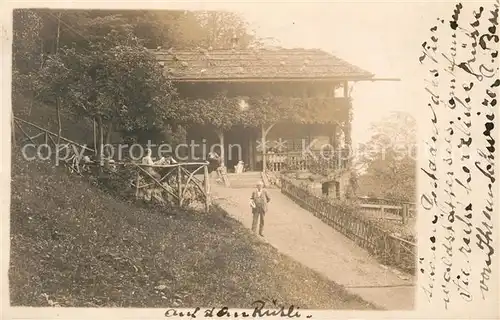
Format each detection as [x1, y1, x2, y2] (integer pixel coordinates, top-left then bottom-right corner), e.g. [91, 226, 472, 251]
[419, 0, 499, 312]
[164, 300, 311, 318]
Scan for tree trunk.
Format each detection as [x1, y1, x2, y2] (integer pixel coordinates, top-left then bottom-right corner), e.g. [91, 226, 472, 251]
[216, 129, 225, 168]
[55, 14, 62, 149]
[104, 121, 114, 158]
[248, 133, 254, 171]
[260, 123, 276, 173]
[261, 125, 266, 172]
[56, 97, 62, 145]
[402, 203, 409, 225]
[96, 116, 104, 173]
[39, 40, 44, 70]
[56, 12, 62, 53]
[93, 118, 97, 156]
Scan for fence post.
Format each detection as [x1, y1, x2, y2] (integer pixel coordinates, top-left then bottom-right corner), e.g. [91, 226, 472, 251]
[402, 203, 409, 225]
[44, 132, 49, 160]
[177, 165, 182, 206]
[204, 164, 210, 212]
[394, 238, 401, 265]
[135, 170, 140, 199]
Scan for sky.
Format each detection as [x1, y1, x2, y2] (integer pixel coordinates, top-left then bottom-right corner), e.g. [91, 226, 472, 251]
[221, 1, 452, 146]
[154, 0, 457, 146]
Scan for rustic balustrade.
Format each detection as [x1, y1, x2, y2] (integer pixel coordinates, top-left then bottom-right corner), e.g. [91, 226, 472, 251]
[280, 176, 416, 274]
[265, 150, 347, 174]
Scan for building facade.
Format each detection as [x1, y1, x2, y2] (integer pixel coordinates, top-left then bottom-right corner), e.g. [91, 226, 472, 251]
[153, 47, 374, 198]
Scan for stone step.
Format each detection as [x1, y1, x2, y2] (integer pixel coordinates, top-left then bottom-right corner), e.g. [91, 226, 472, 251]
[195, 172, 271, 189]
[227, 176, 260, 180]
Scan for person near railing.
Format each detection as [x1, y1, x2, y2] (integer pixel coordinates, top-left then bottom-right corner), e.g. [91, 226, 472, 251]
[142, 148, 161, 180]
[234, 160, 244, 174]
[207, 151, 225, 183]
[250, 181, 271, 237]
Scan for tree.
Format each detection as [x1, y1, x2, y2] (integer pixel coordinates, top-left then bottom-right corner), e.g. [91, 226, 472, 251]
[12, 9, 270, 160]
[12, 10, 44, 115]
[179, 92, 242, 165]
[34, 16, 181, 163]
[195, 11, 258, 49]
[356, 111, 417, 201]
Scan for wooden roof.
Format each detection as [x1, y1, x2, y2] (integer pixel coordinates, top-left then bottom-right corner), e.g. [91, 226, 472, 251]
[152, 47, 374, 82]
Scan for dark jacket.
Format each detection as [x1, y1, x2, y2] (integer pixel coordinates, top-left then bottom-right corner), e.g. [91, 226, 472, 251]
[251, 189, 271, 213]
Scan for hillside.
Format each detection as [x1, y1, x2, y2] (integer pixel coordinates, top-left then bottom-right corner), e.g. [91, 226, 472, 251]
[9, 146, 377, 309]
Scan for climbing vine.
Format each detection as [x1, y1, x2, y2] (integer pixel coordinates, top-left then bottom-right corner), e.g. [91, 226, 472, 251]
[180, 93, 351, 128]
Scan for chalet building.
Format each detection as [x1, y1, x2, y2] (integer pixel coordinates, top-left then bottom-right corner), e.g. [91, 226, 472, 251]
[152, 47, 375, 198]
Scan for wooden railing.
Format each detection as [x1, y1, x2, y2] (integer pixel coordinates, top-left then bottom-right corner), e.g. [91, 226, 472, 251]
[265, 150, 348, 174]
[280, 177, 416, 273]
[13, 117, 211, 212]
[132, 162, 210, 211]
[358, 197, 416, 223]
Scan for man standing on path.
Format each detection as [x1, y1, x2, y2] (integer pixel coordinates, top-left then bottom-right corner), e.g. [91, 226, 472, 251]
[250, 181, 270, 237]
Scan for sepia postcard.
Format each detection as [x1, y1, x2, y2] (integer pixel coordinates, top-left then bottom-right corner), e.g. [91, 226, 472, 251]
[1, 0, 499, 319]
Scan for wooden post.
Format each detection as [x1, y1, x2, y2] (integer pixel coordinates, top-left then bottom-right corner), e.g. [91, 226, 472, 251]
[216, 129, 225, 168]
[99, 118, 104, 161]
[93, 118, 97, 156]
[177, 165, 182, 206]
[261, 123, 275, 173]
[261, 125, 266, 172]
[135, 171, 140, 199]
[402, 203, 409, 225]
[331, 123, 337, 149]
[43, 132, 48, 159]
[394, 239, 401, 264]
[343, 81, 352, 167]
[249, 134, 254, 171]
[56, 97, 62, 145]
[95, 115, 104, 172]
[204, 164, 210, 212]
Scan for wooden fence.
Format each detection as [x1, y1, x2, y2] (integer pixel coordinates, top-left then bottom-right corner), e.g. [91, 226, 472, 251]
[132, 162, 210, 212]
[280, 177, 416, 273]
[13, 117, 211, 212]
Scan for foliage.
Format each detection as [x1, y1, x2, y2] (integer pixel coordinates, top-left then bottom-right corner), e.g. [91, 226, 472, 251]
[356, 111, 416, 201]
[177, 93, 350, 134]
[12, 10, 44, 110]
[12, 9, 44, 73]
[195, 11, 259, 49]
[180, 92, 242, 131]
[32, 18, 182, 145]
[12, 9, 261, 144]
[245, 94, 298, 127]
[244, 95, 350, 127]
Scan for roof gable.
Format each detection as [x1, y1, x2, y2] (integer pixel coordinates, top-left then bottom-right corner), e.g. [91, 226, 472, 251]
[152, 47, 374, 81]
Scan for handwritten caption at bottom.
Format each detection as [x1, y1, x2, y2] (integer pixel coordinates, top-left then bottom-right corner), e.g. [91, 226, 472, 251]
[165, 300, 311, 318]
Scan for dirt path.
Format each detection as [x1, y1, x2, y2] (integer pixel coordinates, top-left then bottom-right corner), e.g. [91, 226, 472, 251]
[212, 186, 416, 310]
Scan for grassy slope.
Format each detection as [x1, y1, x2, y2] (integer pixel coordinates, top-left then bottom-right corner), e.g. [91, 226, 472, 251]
[9, 148, 377, 309]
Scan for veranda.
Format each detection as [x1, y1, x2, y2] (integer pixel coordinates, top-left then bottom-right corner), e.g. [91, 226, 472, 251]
[154, 47, 375, 187]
